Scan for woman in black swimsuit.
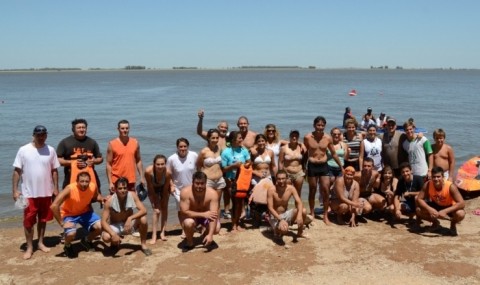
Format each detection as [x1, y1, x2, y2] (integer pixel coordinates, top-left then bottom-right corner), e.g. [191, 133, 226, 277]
[145, 154, 172, 243]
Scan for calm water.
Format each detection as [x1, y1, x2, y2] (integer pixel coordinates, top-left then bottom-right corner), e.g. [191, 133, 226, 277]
[1, 69, 479, 223]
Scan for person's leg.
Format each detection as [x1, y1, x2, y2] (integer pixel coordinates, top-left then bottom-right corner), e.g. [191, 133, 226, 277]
[159, 193, 169, 241]
[23, 227, 34, 260]
[150, 208, 160, 244]
[138, 216, 149, 250]
[232, 198, 245, 232]
[36, 222, 50, 253]
[293, 175, 304, 198]
[182, 218, 196, 247]
[368, 193, 386, 211]
[449, 209, 466, 235]
[319, 175, 331, 225]
[307, 176, 318, 216]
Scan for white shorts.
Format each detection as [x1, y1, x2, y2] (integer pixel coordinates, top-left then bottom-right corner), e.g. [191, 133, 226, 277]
[109, 222, 135, 235]
[269, 209, 294, 229]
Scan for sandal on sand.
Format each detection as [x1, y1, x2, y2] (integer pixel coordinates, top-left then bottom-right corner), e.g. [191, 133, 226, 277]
[141, 248, 153, 256]
[472, 209, 480, 216]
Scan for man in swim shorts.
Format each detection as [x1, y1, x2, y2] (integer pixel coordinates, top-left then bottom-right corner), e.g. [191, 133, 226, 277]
[304, 116, 343, 224]
[267, 171, 308, 240]
[51, 172, 104, 258]
[416, 167, 465, 236]
[179, 172, 220, 252]
[101, 177, 151, 256]
[431, 129, 455, 182]
[12, 125, 60, 259]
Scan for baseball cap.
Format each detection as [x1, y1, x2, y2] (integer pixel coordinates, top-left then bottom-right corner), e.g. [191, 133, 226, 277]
[387, 117, 396, 124]
[33, 125, 47, 135]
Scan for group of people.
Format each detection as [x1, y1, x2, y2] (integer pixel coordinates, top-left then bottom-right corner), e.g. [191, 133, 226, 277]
[11, 109, 466, 259]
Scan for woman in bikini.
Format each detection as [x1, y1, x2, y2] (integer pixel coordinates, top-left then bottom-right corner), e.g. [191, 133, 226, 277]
[278, 130, 306, 197]
[250, 134, 277, 185]
[196, 129, 227, 223]
[145, 154, 172, 243]
[376, 165, 398, 212]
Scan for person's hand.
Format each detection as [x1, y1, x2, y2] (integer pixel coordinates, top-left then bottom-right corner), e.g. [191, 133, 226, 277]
[111, 233, 122, 246]
[296, 216, 303, 226]
[63, 221, 75, 228]
[278, 219, 289, 232]
[153, 208, 161, 214]
[86, 157, 95, 167]
[428, 208, 439, 219]
[76, 158, 87, 169]
[204, 211, 218, 221]
[395, 210, 402, 219]
[203, 234, 213, 246]
[437, 210, 449, 220]
[198, 109, 204, 119]
[109, 183, 115, 194]
[12, 190, 21, 201]
[124, 217, 133, 233]
[349, 216, 357, 227]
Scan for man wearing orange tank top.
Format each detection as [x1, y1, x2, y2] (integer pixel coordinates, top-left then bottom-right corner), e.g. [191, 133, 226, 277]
[416, 167, 465, 236]
[106, 120, 145, 193]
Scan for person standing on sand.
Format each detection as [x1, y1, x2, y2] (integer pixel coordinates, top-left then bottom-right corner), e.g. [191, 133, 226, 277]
[381, 117, 407, 178]
[101, 177, 152, 256]
[145, 154, 172, 243]
[179, 172, 220, 252]
[197, 109, 229, 150]
[196, 129, 228, 227]
[431, 129, 455, 182]
[267, 171, 308, 240]
[51, 172, 104, 259]
[304, 116, 343, 225]
[237, 116, 257, 148]
[402, 120, 433, 180]
[343, 118, 364, 171]
[106, 119, 145, 192]
[278, 130, 307, 197]
[415, 167, 465, 236]
[12, 125, 60, 259]
[57, 118, 103, 191]
[359, 124, 383, 172]
[167, 138, 198, 235]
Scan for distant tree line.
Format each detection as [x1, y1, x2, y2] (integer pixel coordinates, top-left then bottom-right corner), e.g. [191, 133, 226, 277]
[125, 66, 146, 70]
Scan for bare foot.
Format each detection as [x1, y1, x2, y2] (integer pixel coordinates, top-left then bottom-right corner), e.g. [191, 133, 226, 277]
[297, 232, 309, 239]
[23, 248, 33, 260]
[38, 243, 51, 253]
[323, 216, 331, 226]
[149, 239, 157, 245]
[160, 232, 168, 241]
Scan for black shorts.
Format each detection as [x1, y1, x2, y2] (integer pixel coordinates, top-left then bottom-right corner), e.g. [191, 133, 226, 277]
[307, 161, 330, 177]
[427, 201, 454, 217]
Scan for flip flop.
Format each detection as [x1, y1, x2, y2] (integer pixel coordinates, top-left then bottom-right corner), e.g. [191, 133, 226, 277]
[141, 248, 153, 256]
[472, 209, 480, 216]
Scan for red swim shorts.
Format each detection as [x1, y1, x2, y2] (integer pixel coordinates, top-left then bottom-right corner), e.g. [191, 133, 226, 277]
[23, 197, 53, 228]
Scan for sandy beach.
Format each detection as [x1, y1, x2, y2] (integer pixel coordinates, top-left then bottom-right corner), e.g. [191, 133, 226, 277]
[0, 196, 479, 285]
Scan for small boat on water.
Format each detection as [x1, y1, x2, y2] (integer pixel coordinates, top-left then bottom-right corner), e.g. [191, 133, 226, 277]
[348, 89, 357, 96]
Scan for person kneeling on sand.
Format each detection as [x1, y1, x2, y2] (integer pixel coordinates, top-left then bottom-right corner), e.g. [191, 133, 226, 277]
[267, 170, 309, 240]
[180, 171, 220, 252]
[101, 177, 152, 256]
[51, 172, 104, 259]
[415, 167, 465, 236]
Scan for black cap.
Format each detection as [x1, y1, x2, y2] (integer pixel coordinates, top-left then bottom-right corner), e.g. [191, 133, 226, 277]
[367, 107, 372, 112]
[33, 125, 47, 135]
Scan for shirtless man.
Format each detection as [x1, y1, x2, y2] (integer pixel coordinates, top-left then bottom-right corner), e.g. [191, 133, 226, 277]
[101, 177, 151, 256]
[432, 129, 455, 182]
[237, 116, 257, 148]
[179, 172, 220, 252]
[304, 116, 343, 224]
[267, 171, 308, 239]
[416, 167, 465, 236]
[356, 157, 381, 215]
[197, 109, 229, 149]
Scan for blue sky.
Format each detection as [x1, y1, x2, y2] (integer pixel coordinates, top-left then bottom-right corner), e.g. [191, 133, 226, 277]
[1, 1, 479, 69]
